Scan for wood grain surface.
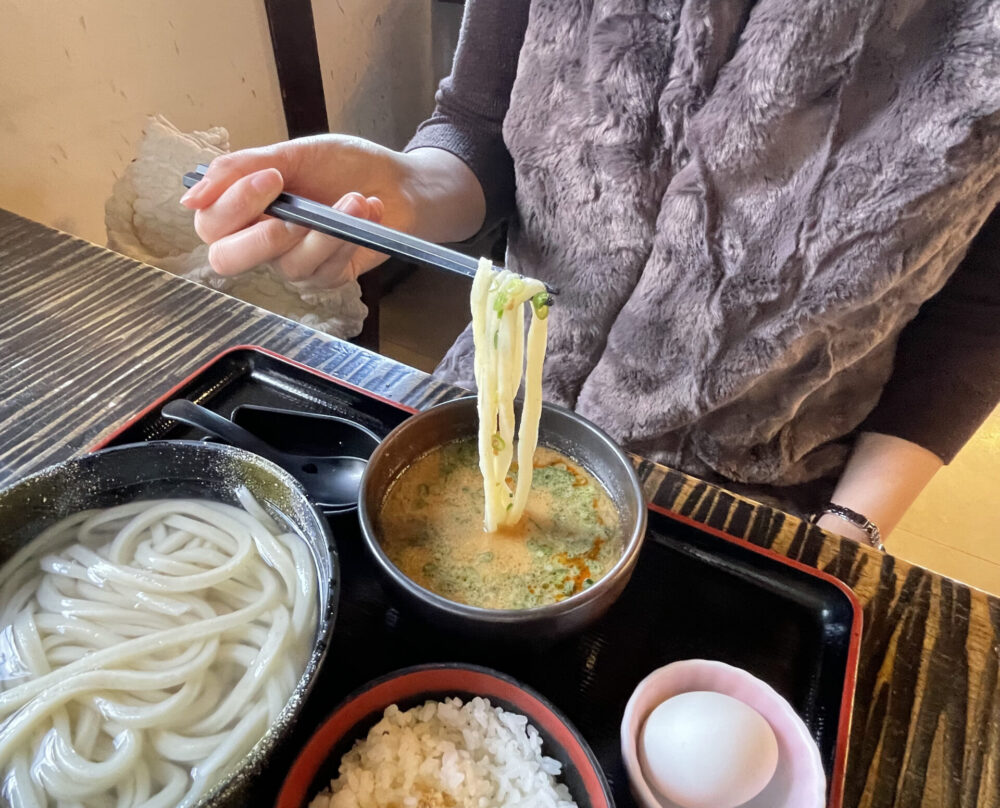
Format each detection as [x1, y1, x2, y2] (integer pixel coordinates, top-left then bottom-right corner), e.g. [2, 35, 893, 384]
[1, 208, 997, 807]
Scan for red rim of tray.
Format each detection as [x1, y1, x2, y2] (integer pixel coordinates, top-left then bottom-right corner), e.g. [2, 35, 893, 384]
[644, 502, 861, 808]
[90, 344, 862, 808]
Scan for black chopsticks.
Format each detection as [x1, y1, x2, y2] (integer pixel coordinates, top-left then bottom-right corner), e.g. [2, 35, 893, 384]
[182, 165, 557, 297]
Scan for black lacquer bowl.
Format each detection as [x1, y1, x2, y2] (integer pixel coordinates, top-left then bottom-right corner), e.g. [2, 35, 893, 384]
[0, 441, 338, 807]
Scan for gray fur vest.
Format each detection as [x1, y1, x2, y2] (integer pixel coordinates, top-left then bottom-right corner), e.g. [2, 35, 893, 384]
[437, 0, 1000, 486]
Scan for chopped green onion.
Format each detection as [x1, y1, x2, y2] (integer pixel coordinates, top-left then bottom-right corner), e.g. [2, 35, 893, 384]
[493, 277, 526, 317]
[493, 330, 499, 348]
[493, 292, 508, 317]
[491, 433, 506, 454]
[531, 292, 550, 320]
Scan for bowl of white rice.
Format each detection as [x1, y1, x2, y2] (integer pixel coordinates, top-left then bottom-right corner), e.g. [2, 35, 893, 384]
[277, 663, 613, 808]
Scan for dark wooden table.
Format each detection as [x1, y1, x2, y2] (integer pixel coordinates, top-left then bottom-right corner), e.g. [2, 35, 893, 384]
[1, 208, 997, 807]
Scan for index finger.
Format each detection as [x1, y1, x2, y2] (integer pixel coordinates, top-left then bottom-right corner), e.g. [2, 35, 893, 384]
[180, 145, 294, 210]
[193, 168, 285, 244]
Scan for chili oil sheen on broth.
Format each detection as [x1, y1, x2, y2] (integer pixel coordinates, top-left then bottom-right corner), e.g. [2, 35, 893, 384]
[378, 439, 622, 609]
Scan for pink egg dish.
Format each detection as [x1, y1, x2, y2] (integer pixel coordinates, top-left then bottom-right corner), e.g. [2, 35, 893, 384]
[620, 659, 826, 808]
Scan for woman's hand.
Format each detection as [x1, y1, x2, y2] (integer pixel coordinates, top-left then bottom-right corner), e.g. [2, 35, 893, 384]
[181, 135, 486, 289]
[817, 432, 943, 546]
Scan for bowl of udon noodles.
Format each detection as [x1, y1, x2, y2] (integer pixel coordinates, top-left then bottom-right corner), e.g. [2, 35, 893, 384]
[358, 395, 647, 640]
[0, 440, 337, 808]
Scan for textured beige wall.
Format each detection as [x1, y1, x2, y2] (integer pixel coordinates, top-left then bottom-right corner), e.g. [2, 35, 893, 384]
[0, 1, 287, 243]
[313, 0, 436, 150]
[0, 1, 452, 245]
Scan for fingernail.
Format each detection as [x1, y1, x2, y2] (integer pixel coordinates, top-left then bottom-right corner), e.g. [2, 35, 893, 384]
[179, 183, 202, 206]
[365, 197, 383, 222]
[336, 193, 364, 216]
[251, 170, 279, 194]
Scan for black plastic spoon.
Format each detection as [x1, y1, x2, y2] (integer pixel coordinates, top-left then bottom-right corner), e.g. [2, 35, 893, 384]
[161, 399, 367, 511]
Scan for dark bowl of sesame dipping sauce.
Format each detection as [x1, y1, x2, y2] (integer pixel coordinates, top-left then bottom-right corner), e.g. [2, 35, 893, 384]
[358, 396, 647, 642]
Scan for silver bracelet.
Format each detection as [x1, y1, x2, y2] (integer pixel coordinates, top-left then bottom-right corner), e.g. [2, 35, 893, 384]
[814, 503, 885, 552]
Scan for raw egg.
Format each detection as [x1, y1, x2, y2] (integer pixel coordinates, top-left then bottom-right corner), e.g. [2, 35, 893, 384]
[640, 690, 779, 808]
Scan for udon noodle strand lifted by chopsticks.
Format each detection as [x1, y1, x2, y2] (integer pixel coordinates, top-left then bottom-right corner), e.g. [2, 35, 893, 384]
[0, 491, 317, 808]
[471, 257, 550, 531]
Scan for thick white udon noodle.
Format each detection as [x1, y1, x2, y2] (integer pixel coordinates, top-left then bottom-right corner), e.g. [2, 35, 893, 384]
[471, 257, 549, 532]
[0, 491, 317, 808]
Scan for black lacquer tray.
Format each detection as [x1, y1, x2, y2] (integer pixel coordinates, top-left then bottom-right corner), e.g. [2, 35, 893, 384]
[98, 346, 860, 807]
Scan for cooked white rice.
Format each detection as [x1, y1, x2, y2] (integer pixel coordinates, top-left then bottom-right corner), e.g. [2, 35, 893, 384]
[308, 697, 580, 808]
